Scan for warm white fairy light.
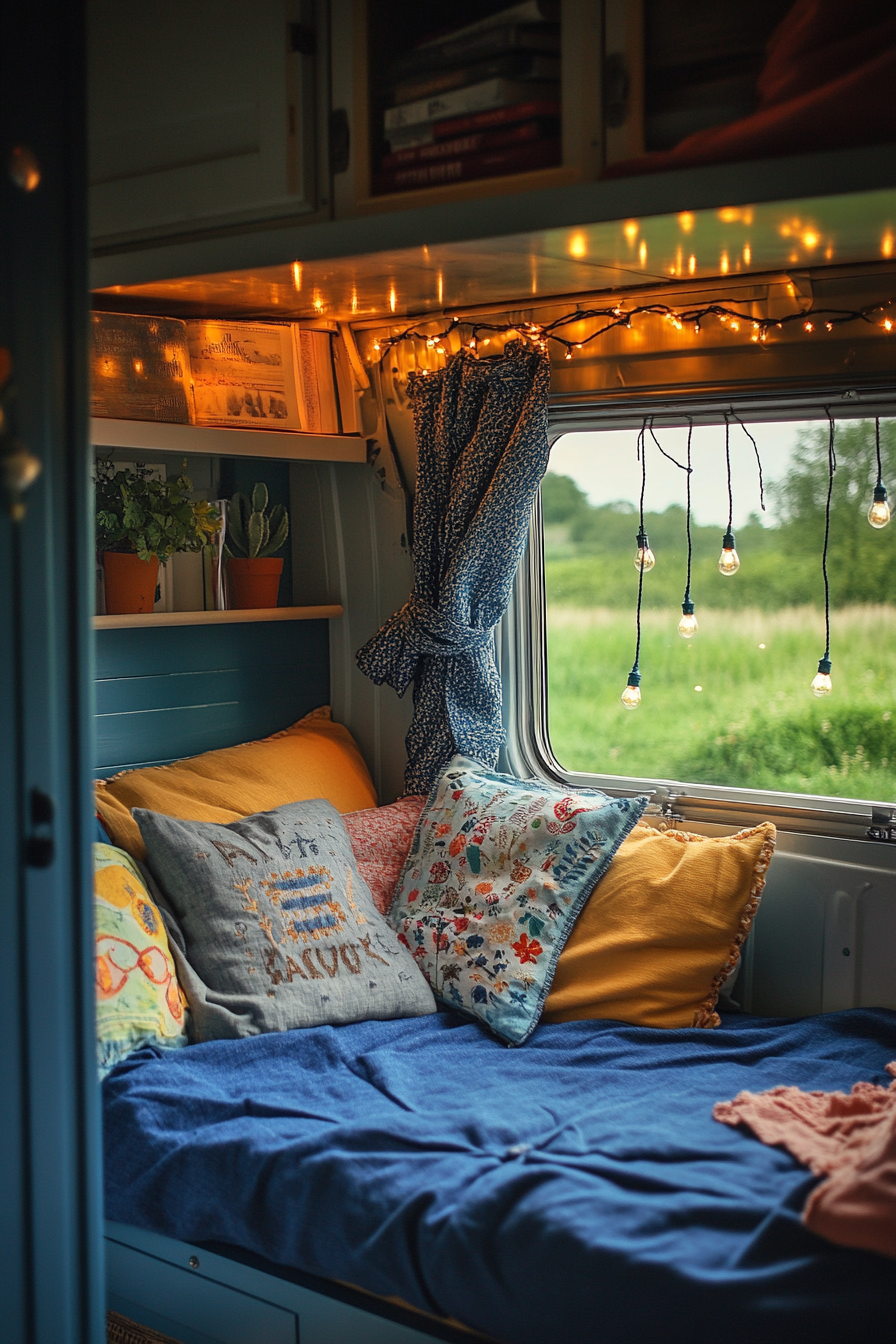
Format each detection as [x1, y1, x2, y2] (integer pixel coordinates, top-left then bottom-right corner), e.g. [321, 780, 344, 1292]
[367, 298, 896, 366]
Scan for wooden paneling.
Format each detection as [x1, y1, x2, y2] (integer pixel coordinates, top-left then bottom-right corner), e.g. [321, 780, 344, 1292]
[95, 619, 329, 776]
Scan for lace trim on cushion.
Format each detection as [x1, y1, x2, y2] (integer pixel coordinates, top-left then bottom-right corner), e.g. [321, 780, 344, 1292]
[691, 823, 777, 1028]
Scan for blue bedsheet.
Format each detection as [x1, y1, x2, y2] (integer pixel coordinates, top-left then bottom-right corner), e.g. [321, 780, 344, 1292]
[103, 1009, 896, 1343]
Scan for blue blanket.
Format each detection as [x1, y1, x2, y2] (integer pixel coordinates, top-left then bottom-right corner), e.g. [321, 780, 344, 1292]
[103, 1009, 896, 1343]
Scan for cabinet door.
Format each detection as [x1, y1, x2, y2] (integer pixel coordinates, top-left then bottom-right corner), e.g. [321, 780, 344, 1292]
[1, 4, 103, 1343]
[88, 0, 323, 246]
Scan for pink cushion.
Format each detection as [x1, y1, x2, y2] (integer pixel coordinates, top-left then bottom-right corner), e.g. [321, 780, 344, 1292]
[343, 796, 426, 914]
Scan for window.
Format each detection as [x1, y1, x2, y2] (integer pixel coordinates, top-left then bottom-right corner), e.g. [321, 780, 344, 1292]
[536, 416, 896, 819]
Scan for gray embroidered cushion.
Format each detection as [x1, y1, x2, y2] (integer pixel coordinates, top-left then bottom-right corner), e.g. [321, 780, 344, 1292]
[134, 799, 436, 1037]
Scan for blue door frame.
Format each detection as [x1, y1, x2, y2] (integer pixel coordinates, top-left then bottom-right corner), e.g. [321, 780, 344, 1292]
[0, 4, 105, 1341]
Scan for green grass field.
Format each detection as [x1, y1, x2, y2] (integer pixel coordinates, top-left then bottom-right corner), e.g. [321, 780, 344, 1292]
[546, 605, 896, 802]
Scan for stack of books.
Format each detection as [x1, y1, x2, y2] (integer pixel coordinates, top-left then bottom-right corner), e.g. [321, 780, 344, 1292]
[373, 1, 562, 196]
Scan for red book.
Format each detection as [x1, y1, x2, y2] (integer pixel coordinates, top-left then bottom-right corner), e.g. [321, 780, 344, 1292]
[386, 98, 561, 150]
[380, 117, 559, 171]
[373, 136, 561, 194]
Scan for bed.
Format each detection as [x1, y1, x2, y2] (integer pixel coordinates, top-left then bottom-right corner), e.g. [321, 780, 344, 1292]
[103, 1005, 896, 1344]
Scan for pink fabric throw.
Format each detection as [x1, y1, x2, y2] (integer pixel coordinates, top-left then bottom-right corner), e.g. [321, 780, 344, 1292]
[343, 796, 426, 915]
[714, 1063, 896, 1260]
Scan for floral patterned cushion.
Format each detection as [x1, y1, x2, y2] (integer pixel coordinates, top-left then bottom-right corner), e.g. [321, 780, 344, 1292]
[94, 842, 189, 1076]
[343, 796, 426, 914]
[389, 756, 648, 1045]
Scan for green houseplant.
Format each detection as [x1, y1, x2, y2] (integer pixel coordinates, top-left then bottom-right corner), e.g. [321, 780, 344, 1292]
[95, 459, 220, 614]
[224, 483, 290, 609]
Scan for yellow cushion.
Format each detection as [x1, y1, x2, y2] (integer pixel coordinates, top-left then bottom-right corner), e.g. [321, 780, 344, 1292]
[542, 822, 776, 1030]
[95, 707, 376, 861]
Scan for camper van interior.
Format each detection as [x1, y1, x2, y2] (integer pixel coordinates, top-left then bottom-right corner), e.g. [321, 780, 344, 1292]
[2, 2, 896, 1342]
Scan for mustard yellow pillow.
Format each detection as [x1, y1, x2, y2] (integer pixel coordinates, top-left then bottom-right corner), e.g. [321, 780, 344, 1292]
[95, 707, 376, 861]
[542, 822, 776, 1030]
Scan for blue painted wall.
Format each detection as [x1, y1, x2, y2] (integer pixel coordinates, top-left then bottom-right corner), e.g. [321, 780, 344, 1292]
[95, 620, 330, 777]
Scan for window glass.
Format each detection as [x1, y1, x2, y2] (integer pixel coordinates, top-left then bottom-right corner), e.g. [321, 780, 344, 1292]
[544, 418, 896, 803]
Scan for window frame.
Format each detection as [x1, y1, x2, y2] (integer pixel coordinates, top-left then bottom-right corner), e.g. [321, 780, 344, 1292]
[502, 399, 896, 844]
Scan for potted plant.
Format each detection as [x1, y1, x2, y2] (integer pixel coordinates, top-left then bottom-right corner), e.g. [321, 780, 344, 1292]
[224, 483, 289, 609]
[95, 459, 220, 614]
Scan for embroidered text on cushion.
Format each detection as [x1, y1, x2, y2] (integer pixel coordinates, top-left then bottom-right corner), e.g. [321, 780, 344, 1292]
[137, 799, 436, 1038]
[95, 706, 376, 861]
[542, 822, 777, 1029]
[343, 796, 426, 914]
[94, 842, 189, 1075]
[389, 756, 647, 1045]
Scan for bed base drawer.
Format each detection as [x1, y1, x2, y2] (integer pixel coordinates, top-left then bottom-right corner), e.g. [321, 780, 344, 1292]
[105, 1224, 461, 1344]
[107, 1240, 297, 1344]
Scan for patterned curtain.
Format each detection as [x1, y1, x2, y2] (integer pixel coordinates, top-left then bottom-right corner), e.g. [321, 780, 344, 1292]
[357, 342, 551, 794]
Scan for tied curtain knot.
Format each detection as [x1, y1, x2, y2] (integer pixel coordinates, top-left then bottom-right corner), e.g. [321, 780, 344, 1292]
[357, 594, 495, 698]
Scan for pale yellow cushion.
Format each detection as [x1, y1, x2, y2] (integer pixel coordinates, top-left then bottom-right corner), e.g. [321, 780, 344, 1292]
[95, 707, 376, 861]
[543, 822, 776, 1029]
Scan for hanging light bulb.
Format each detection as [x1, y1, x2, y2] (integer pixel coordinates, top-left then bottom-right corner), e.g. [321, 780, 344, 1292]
[678, 597, 698, 638]
[621, 668, 641, 709]
[718, 529, 740, 575]
[811, 656, 833, 697]
[679, 421, 697, 637]
[868, 483, 891, 528]
[868, 424, 890, 527]
[811, 415, 837, 699]
[633, 528, 655, 572]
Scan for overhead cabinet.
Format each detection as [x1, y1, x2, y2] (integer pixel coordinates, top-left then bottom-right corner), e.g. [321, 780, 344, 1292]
[88, 0, 327, 247]
[330, 0, 603, 217]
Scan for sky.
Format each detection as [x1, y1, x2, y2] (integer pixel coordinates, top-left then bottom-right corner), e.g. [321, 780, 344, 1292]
[550, 421, 811, 529]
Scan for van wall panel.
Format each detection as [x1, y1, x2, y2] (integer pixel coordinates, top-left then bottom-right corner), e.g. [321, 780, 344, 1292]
[95, 621, 329, 775]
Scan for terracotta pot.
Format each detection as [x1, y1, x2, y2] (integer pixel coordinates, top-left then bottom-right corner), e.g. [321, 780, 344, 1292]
[226, 556, 283, 609]
[102, 552, 159, 615]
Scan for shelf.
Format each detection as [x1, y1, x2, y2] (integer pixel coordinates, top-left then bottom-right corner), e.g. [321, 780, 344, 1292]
[94, 605, 343, 630]
[91, 418, 368, 463]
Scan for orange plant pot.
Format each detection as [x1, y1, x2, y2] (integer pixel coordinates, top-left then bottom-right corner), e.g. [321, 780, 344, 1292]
[102, 552, 159, 615]
[226, 556, 283, 609]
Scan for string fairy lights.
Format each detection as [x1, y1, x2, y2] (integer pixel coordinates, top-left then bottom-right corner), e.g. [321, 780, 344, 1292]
[368, 297, 896, 367]
[811, 411, 836, 698]
[868, 417, 891, 528]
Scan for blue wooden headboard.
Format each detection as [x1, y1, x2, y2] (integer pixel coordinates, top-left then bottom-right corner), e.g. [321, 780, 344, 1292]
[94, 621, 329, 778]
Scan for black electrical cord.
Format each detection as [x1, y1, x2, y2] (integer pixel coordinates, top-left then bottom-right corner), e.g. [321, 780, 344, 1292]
[648, 417, 689, 473]
[632, 419, 648, 675]
[724, 415, 734, 533]
[728, 407, 766, 512]
[821, 408, 837, 661]
[684, 418, 693, 605]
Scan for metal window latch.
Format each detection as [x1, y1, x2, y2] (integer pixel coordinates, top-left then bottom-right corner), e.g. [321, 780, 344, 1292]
[867, 806, 896, 842]
[646, 787, 684, 826]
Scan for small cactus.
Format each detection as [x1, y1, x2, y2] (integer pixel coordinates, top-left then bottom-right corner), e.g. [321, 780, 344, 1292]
[223, 483, 289, 558]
